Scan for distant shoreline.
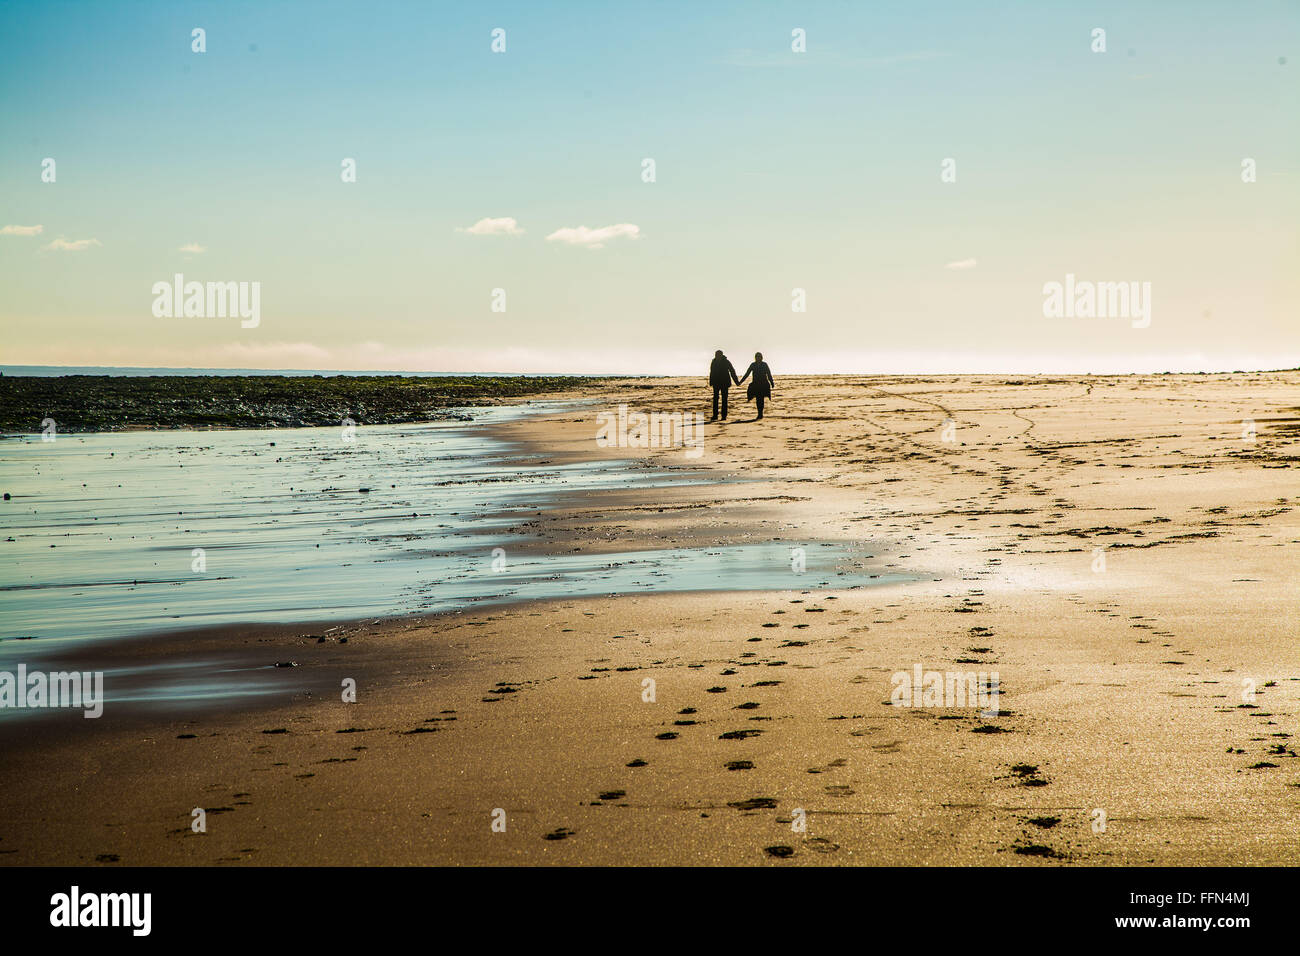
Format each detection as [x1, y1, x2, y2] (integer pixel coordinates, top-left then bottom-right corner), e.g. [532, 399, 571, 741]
[4, 364, 1297, 380]
[4, 368, 1298, 434]
[0, 365, 626, 378]
[0, 373, 594, 433]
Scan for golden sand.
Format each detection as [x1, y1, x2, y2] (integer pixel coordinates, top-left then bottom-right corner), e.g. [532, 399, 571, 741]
[2, 373, 1296, 865]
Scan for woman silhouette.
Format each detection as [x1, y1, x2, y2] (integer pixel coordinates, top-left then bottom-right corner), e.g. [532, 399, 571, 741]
[737, 352, 774, 419]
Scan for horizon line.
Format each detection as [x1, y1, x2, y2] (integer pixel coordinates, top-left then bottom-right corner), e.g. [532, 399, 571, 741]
[4, 363, 1298, 378]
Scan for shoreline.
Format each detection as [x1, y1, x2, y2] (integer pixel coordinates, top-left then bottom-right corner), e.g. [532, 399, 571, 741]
[0, 374, 596, 433]
[4, 368, 1296, 436]
[1, 373, 1296, 865]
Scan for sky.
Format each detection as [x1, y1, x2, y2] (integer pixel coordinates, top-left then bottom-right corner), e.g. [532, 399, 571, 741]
[1, 0, 1296, 375]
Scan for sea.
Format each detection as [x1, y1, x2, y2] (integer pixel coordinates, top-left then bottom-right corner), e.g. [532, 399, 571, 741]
[0, 400, 904, 708]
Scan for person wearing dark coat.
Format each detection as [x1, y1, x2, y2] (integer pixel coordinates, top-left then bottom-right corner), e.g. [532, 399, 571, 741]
[737, 352, 775, 419]
[708, 350, 740, 420]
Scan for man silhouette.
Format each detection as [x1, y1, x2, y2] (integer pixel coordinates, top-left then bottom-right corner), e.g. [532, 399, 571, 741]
[708, 349, 740, 420]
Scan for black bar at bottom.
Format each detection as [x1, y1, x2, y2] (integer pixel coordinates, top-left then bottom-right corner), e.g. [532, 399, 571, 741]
[0, 865, 1282, 942]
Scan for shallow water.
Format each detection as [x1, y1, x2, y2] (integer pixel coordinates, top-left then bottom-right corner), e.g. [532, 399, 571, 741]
[0, 402, 907, 707]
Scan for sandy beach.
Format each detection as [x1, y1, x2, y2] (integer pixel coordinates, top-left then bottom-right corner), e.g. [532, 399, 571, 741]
[1, 373, 1297, 866]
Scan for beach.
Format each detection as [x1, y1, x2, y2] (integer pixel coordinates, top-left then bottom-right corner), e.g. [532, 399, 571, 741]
[1, 372, 1297, 865]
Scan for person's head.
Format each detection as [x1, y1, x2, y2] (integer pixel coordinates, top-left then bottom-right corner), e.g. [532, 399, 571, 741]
[715, 350, 724, 358]
[754, 351, 763, 361]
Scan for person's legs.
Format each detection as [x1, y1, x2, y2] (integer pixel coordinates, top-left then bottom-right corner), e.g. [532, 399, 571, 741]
[712, 387, 720, 420]
[721, 388, 728, 419]
[756, 395, 764, 419]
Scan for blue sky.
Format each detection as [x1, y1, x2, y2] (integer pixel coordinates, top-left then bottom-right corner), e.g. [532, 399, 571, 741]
[1, 0, 1296, 373]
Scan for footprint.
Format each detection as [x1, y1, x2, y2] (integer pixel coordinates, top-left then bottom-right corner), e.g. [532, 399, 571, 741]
[1012, 844, 1064, 858]
[729, 797, 777, 810]
[1008, 763, 1049, 787]
[804, 837, 839, 854]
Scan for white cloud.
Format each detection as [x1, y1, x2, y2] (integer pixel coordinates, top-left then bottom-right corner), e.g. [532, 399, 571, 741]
[1, 224, 43, 236]
[545, 223, 641, 249]
[43, 238, 101, 252]
[944, 258, 977, 270]
[212, 341, 336, 365]
[457, 217, 523, 236]
[179, 242, 206, 254]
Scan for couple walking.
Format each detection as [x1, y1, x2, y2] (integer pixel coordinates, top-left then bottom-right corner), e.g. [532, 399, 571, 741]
[708, 350, 774, 421]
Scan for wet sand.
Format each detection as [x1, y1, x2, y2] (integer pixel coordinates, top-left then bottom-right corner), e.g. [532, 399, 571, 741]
[1, 373, 1297, 865]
